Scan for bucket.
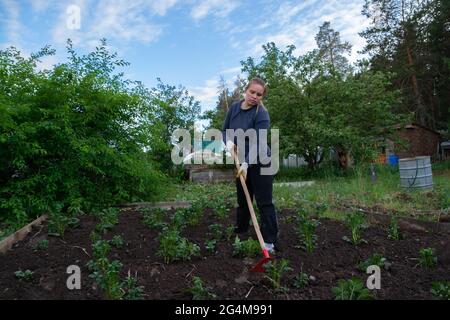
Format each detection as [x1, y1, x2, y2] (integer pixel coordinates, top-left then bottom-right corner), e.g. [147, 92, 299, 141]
[399, 156, 433, 189]
[388, 154, 399, 166]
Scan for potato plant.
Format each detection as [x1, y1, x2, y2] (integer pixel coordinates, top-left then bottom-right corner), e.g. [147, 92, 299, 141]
[156, 229, 200, 264]
[232, 236, 260, 258]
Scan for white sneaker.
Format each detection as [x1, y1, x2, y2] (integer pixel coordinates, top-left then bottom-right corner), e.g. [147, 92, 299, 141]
[264, 242, 275, 254]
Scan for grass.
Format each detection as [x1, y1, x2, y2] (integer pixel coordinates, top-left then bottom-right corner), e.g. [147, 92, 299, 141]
[161, 161, 450, 222]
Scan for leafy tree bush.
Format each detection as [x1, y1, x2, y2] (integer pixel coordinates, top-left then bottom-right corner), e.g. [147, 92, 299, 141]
[0, 39, 200, 230]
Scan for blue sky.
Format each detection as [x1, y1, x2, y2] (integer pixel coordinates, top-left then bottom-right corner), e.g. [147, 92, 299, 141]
[0, 0, 369, 125]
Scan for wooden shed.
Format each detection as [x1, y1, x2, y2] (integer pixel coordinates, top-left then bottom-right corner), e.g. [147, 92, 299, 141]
[386, 124, 441, 160]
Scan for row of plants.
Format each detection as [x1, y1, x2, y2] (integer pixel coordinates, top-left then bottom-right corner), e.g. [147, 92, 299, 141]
[86, 208, 144, 300]
[184, 255, 450, 300]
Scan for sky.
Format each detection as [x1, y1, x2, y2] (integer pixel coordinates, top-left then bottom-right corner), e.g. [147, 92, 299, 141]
[0, 0, 370, 128]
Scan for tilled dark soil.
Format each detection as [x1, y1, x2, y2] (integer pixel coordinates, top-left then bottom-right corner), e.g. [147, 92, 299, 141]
[0, 207, 449, 300]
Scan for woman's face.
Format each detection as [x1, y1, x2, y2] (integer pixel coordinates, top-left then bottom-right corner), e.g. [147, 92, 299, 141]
[244, 83, 265, 106]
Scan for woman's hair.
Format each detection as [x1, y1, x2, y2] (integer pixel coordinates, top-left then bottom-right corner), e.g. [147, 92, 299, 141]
[245, 77, 267, 97]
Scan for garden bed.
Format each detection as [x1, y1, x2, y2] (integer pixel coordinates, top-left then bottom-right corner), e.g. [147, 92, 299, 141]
[0, 205, 449, 300]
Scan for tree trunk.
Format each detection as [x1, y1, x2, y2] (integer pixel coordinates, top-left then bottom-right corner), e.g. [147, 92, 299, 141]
[405, 29, 428, 128]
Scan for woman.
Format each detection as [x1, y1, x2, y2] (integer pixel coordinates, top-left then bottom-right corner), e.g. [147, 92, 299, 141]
[222, 77, 279, 253]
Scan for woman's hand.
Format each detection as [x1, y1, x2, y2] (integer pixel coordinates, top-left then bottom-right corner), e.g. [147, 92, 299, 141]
[236, 162, 248, 180]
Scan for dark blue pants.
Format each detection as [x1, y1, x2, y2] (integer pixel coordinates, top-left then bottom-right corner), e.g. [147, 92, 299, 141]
[235, 163, 278, 244]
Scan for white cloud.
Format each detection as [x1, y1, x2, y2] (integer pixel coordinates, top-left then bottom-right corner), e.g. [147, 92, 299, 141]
[36, 55, 59, 71]
[190, 0, 240, 20]
[188, 78, 220, 111]
[150, 0, 178, 16]
[29, 0, 56, 13]
[0, 0, 22, 45]
[51, 0, 170, 50]
[220, 66, 241, 74]
[231, 0, 368, 63]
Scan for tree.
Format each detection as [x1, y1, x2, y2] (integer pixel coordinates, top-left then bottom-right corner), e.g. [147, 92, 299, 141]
[360, 0, 449, 130]
[240, 41, 404, 169]
[315, 21, 352, 75]
[201, 75, 243, 131]
[147, 78, 201, 174]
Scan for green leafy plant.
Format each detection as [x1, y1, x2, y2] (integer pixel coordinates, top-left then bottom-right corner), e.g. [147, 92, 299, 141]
[0, 42, 167, 239]
[358, 253, 387, 271]
[293, 272, 309, 289]
[87, 240, 145, 300]
[263, 259, 292, 291]
[90, 231, 101, 243]
[122, 274, 145, 300]
[207, 224, 223, 240]
[388, 216, 403, 240]
[204, 239, 217, 253]
[296, 216, 320, 253]
[94, 207, 120, 234]
[48, 209, 70, 237]
[419, 248, 437, 268]
[431, 281, 450, 300]
[224, 225, 235, 241]
[15, 269, 34, 282]
[213, 201, 230, 220]
[142, 208, 167, 230]
[186, 276, 216, 300]
[35, 239, 49, 250]
[156, 229, 200, 264]
[332, 278, 373, 300]
[343, 212, 366, 245]
[314, 202, 328, 218]
[232, 236, 260, 258]
[110, 235, 124, 248]
[87, 240, 123, 299]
